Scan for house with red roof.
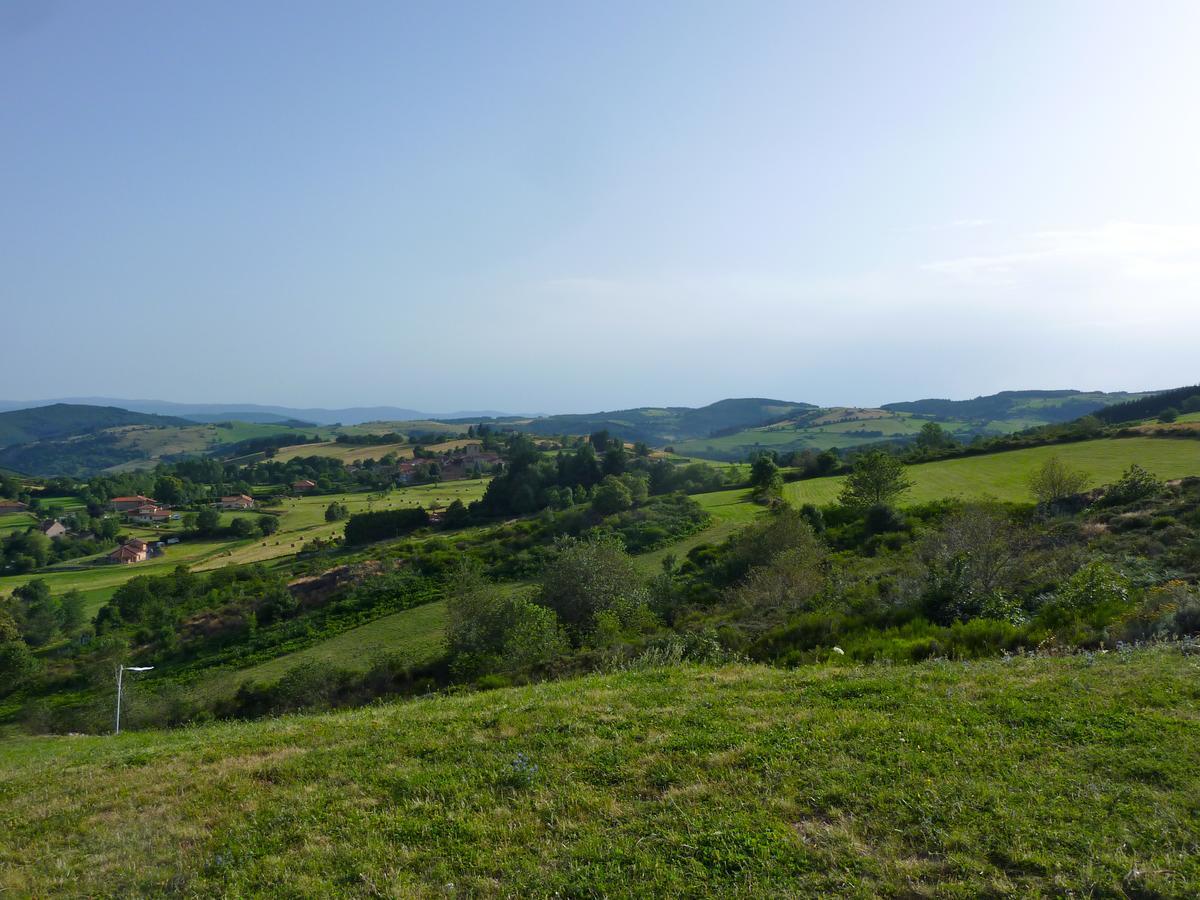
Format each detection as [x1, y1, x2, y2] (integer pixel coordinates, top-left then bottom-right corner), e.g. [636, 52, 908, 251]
[109, 538, 150, 564]
[110, 495, 159, 512]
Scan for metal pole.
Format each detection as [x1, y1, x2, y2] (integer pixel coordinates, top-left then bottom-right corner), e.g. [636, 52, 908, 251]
[115, 665, 124, 735]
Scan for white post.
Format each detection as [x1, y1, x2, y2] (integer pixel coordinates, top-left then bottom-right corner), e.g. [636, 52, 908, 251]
[114, 665, 153, 736]
[115, 665, 124, 735]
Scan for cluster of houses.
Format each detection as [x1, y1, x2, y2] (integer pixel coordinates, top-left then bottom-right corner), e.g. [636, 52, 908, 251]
[99, 493, 249, 565]
[105, 496, 172, 564]
[110, 495, 181, 526]
[392, 444, 503, 485]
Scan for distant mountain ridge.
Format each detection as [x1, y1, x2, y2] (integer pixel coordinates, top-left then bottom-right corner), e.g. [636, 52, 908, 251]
[0, 398, 520, 426]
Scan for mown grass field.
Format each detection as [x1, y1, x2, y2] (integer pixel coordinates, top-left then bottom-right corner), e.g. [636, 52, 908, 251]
[783, 436, 1200, 507]
[2, 649, 1197, 895]
[0, 480, 492, 611]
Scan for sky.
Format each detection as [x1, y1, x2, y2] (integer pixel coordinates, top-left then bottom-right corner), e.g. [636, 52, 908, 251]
[3, 0, 1200, 413]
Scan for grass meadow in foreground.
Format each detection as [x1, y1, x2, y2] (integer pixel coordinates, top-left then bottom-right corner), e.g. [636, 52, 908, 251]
[1, 648, 1198, 896]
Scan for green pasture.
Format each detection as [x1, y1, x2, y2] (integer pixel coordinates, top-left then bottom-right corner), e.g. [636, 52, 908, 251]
[784, 436, 1200, 507]
[636, 487, 764, 572]
[0, 539, 242, 614]
[26, 493, 86, 513]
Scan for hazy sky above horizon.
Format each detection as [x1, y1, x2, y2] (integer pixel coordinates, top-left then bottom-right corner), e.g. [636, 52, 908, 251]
[4, 1, 1200, 413]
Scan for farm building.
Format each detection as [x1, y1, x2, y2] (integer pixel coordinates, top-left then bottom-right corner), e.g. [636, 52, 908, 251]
[128, 506, 177, 524]
[38, 520, 67, 538]
[0, 499, 28, 514]
[217, 494, 256, 509]
[292, 479, 317, 492]
[109, 539, 150, 564]
[110, 495, 159, 512]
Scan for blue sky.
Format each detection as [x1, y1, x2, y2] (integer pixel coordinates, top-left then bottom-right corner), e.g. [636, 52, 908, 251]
[3, 1, 1199, 412]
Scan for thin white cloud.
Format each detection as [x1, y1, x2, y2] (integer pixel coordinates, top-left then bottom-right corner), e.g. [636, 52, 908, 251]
[922, 221, 1200, 284]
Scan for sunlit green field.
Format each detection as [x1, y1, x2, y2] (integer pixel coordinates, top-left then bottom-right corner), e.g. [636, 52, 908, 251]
[784, 436, 1200, 507]
[273, 437, 477, 464]
[0, 539, 242, 614]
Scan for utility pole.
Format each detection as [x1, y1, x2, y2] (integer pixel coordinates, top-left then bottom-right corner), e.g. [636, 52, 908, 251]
[114, 664, 154, 735]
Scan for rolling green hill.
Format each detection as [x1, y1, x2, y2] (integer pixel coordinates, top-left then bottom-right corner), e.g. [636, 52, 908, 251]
[521, 398, 817, 444]
[2, 649, 1196, 895]
[881, 388, 1148, 423]
[0, 420, 326, 477]
[1094, 384, 1200, 424]
[672, 391, 1155, 461]
[0, 404, 192, 449]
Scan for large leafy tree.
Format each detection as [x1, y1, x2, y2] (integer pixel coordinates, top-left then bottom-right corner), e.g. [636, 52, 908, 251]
[838, 451, 912, 510]
[750, 455, 783, 500]
[1027, 456, 1090, 506]
[0, 611, 37, 695]
[538, 535, 650, 641]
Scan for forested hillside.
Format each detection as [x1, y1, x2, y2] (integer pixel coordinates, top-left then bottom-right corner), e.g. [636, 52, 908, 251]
[0, 404, 192, 448]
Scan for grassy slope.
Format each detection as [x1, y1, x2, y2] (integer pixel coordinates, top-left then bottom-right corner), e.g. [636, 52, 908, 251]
[2, 650, 1197, 895]
[782, 436, 1200, 507]
[99, 422, 328, 472]
[636, 488, 761, 573]
[193, 601, 449, 702]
